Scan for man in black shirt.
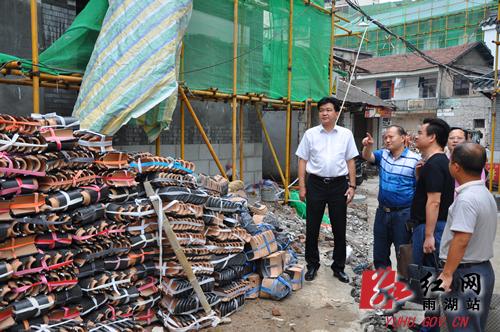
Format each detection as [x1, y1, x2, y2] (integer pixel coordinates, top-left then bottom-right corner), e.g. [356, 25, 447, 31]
[411, 118, 454, 267]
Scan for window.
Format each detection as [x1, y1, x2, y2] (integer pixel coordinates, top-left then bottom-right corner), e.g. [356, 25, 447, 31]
[453, 77, 470, 96]
[419, 77, 437, 98]
[473, 119, 485, 128]
[376, 80, 393, 100]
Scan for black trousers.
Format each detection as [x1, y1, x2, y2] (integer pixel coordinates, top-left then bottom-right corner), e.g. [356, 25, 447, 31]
[305, 174, 348, 272]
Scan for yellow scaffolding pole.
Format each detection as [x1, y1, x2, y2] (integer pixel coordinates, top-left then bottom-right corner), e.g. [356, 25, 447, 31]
[232, 0, 239, 181]
[30, 0, 40, 114]
[180, 44, 185, 160]
[285, 0, 294, 202]
[0, 68, 83, 84]
[489, 0, 499, 191]
[179, 87, 228, 179]
[329, 2, 336, 96]
[239, 100, 244, 181]
[155, 136, 161, 155]
[188, 89, 314, 108]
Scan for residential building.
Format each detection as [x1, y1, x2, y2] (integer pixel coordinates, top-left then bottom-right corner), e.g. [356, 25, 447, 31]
[353, 42, 493, 147]
[337, 0, 495, 57]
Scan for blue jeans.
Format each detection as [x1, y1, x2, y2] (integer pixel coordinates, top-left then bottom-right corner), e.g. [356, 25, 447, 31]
[373, 206, 412, 269]
[442, 261, 494, 332]
[411, 221, 446, 267]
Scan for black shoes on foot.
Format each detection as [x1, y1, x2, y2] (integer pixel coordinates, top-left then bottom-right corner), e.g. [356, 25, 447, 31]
[333, 270, 350, 283]
[305, 266, 350, 283]
[305, 265, 319, 281]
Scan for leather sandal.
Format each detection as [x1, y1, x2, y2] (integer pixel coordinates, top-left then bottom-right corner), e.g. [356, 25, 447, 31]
[95, 151, 129, 170]
[74, 130, 113, 153]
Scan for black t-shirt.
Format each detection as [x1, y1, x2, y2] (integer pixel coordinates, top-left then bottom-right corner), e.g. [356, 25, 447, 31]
[411, 153, 455, 224]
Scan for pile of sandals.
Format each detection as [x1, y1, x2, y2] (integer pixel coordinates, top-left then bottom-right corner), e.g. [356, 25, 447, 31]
[0, 113, 304, 332]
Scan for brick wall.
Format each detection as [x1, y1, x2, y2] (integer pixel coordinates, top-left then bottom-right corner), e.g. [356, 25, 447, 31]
[41, 0, 78, 116]
[114, 99, 264, 184]
[114, 100, 262, 146]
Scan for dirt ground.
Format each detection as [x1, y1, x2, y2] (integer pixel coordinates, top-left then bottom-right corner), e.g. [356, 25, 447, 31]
[217, 176, 500, 331]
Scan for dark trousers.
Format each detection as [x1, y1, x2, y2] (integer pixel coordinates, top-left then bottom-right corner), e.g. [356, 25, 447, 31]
[373, 206, 412, 269]
[411, 221, 446, 267]
[442, 261, 494, 332]
[305, 174, 348, 272]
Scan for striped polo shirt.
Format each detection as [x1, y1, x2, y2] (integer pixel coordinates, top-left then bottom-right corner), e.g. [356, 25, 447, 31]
[373, 148, 421, 208]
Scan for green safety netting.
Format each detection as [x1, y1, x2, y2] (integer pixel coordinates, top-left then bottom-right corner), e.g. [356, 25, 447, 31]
[183, 0, 330, 100]
[1, 0, 331, 102]
[336, 0, 495, 57]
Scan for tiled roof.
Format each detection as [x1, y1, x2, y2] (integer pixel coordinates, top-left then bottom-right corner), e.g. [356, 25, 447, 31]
[336, 80, 394, 109]
[356, 42, 484, 75]
[472, 70, 496, 93]
[480, 12, 497, 28]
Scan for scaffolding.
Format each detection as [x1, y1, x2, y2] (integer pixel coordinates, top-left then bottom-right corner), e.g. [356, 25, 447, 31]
[336, 0, 496, 56]
[1, 0, 376, 202]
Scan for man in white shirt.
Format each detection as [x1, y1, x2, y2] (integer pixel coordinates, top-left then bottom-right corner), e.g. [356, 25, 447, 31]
[438, 143, 496, 332]
[296, 97, 359, 283]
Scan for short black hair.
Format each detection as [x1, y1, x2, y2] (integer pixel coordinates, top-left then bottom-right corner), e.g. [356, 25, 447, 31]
[387, 125, 407, 136]
[423, 118, 450, 148]
[451, 143, 486, 176]
[317, 97, 339, 112]
[449, 127, 468, 139]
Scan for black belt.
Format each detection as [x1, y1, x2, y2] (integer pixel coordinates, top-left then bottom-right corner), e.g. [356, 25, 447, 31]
[440, 260, 489, 269]
[309, 174, 347, 184]
[457, 261, 489, 269]
[380, 205, 410, 213]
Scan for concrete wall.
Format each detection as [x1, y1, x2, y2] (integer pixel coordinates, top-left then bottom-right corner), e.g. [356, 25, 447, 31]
[483, 26, 496, 65]
[261, 107, 363, 182]
[355, 80, 376, 96]
[356, 74, 438, 100]
[259, 109, 305, 183]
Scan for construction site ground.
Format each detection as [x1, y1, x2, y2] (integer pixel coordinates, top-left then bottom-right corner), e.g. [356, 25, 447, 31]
[215, 176, 500, 332]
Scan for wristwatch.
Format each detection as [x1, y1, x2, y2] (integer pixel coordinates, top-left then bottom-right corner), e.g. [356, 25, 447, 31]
[349, 184, 356, 190]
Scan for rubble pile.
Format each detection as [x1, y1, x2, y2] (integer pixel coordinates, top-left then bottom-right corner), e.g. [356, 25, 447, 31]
[264, 199, 372, 267]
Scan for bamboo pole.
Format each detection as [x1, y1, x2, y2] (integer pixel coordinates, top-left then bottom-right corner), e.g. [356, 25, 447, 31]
[335, 32, 363, 37]
[179, 87, 228, 179]
[180, 102, 185, 159]
[302, 0, 348, 23]
[489, 0, 499, 191]
[30, 0, 40, 114]
[0, 68, 83, 84]
[188, 89, 313, 107]
[143, 182, 213, 314]
[285, 0, 294, 202]
[335, 24, 369, 42]
[155, 136, 161, 155]
[180, 44, 185, 160]
[232, 0, 239, 181]
[256, 109, 286, 186]
[329, 2, 336, 96]
[239, 100, 244, 181]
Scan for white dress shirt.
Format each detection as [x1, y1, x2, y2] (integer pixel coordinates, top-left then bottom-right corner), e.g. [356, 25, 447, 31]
[295, 125, 359, 177]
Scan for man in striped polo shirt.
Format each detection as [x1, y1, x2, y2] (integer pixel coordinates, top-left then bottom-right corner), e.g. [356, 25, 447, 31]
[362, 125, 421, 269]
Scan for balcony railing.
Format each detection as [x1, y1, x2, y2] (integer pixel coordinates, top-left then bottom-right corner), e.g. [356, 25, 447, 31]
[393, 98, 438, 111]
